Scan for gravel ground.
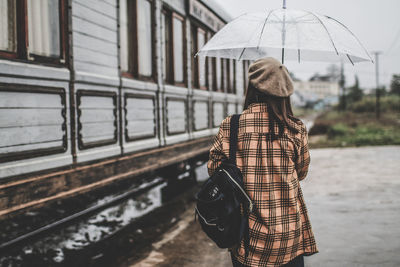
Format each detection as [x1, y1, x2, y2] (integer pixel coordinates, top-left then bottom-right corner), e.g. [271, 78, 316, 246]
[130, 146, 400, 267]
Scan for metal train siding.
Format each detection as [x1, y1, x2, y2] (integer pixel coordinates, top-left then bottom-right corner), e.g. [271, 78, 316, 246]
[0, 0, 247, 218]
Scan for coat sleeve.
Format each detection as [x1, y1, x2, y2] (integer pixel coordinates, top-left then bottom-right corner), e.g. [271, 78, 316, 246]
[295, 126, 311, 181]
[207, 124, 226, 176]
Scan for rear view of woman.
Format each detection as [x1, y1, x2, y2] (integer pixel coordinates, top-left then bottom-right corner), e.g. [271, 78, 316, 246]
[208, 58, 318, 267]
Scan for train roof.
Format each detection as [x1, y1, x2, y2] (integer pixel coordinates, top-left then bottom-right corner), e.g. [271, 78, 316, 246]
[200, 0, 234, 23]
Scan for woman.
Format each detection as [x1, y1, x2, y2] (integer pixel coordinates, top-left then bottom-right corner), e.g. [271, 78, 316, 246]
[208, 58, 318, 267]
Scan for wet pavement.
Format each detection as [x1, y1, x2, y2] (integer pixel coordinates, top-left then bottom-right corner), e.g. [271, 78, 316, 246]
[128, 146, 400, 267]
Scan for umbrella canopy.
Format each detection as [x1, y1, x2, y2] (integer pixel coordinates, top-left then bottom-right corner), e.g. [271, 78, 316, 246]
[197, 8, 373, 64]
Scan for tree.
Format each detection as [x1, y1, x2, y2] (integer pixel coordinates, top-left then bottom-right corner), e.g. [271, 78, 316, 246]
[326, 64, 340, 82]
[390, 74, 400, 95]
[338, 62, 346, 111]
[347, 75, 363, 103]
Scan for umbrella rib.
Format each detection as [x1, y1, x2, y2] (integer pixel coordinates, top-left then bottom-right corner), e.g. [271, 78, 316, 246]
[326, 16, 374, 63]
[305, 10, 339, 56]
[293, 13, 302, 63]
[346, 54, 354, 65]
[257, 10, 274, 49]
[238, 15, 270, 61]
[238, 46, 247, 61]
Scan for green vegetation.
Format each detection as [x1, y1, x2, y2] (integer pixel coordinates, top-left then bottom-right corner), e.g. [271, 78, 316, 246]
[348, 95, 400, 113]
[309, 95, 400, 148]
[293, 107, 314, 118]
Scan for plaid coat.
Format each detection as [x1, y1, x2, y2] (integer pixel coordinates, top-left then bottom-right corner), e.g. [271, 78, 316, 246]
[208, 103, 318, 266]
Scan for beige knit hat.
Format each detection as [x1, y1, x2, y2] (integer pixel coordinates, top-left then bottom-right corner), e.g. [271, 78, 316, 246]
[248, 57, 294, 97]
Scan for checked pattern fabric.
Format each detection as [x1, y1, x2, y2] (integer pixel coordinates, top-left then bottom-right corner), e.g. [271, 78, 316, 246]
[208, 103, 318, 267]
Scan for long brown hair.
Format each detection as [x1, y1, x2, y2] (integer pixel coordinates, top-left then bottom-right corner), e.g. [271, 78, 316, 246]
[243, 82, 300, 138]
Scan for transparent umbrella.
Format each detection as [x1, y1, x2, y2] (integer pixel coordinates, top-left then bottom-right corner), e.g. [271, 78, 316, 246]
[197, 1, 373, 64]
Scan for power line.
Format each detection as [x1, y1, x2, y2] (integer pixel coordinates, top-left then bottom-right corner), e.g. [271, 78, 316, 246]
[385, 27, 400, 55]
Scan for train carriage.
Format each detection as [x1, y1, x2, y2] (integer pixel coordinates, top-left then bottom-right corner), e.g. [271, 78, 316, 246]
[0, 0, 249, 219]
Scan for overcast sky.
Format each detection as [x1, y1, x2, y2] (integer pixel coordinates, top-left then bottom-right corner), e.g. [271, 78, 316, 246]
[213, 0, 400, 90]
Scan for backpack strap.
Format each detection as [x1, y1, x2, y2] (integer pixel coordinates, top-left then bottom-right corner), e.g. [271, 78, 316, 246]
[230, 114, 251, 259]
[229, 114, 240, 164]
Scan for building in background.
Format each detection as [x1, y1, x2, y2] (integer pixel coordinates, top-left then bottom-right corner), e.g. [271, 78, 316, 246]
[291, 73, 340, 108]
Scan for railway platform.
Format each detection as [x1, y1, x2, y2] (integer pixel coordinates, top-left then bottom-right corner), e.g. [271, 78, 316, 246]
[126, 146, 400, 267]
[1, 146, 399, 266]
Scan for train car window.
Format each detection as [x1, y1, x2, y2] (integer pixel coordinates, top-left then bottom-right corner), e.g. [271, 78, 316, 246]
[161, 8, 185, 86]
[190, 25, 197, 88]
[161, 11, 169, 81]
[173, 14, 184, 84]
[120, 0, 129, 72]
[222, 59, 229, 92]
[137, 0, 153, 77]
[207, 32, 214, 91]
[243, 60, 250, 94]
[0, 0, 17, 54]
[210, 58, 216, 91]
[27, 0, 60, 58]
[0, 0, 67, 64]
[120, 0, 154, 80]
[198, 29, 207, 89]
[191, 25, 211, 90]
[216, 58, 222, 91]
[228, 59, 236, 94]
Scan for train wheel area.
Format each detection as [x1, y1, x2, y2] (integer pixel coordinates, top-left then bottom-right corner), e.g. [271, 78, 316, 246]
[0, 156, 210, 266]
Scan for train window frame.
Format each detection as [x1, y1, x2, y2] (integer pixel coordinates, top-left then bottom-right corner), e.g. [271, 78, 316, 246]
[207, 32, 214, 91]
[227, 59, 236, 94]
[161, 9, 171, 83]
[0, 0, 68, 66]
[191, 24, 210, 91]
[222, 59, 228, 92]
[120, 0, 156, 82]
[161, 7, 187, 87]
[214, 58, 223, 92]
[243, 60, 250, 95]
[197, 28, 207, 90]
[172, 12, 186, 86]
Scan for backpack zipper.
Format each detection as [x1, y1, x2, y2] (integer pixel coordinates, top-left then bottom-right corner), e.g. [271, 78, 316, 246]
[221, 169, 253, 212]
[195, 206, 217, 226]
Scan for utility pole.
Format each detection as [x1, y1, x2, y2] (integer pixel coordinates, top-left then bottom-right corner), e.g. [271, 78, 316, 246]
[373, 51, 381, 119]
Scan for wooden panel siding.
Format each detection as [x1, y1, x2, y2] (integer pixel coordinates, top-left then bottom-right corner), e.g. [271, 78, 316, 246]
[72, 17, 117, 44]
[166, 98, 186, 135]
[227, 102, 236, 116]
[193, 100, 208, 131]
[72, 2, 117, 30]
[73, 32, 117, 56]
[73, 47, 118, 68]
[72, 0, 116, 20]
[72, 0, 118, 78]
[74, 62, 119, 77]
[0, 84, 67, 163]
[212, 101, 224, 127]
[124, 94, 156, 141]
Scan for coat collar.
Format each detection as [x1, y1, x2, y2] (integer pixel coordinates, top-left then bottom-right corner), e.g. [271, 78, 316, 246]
[243, 102, 269, 114]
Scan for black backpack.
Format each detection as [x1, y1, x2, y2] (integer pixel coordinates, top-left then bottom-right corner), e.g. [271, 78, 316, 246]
[195, 114, 253, 257]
